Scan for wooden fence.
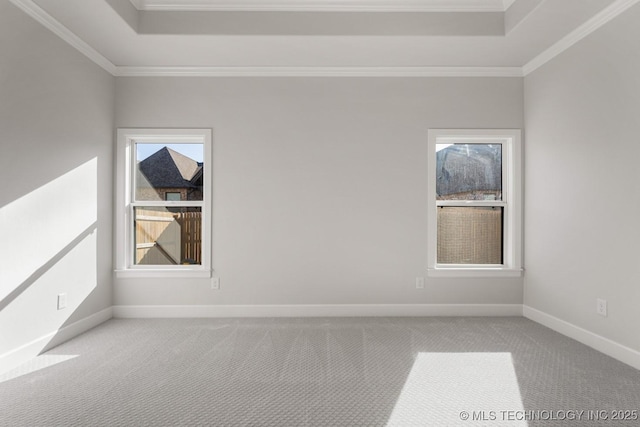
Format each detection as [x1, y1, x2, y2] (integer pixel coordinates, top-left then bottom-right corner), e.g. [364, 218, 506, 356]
[175, 210, 202, 265]
[437, 206, 502, 264]
[135, 208, 202, 265]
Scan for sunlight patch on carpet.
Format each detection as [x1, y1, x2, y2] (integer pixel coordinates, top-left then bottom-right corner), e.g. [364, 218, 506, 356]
[387, 352, 526, 426]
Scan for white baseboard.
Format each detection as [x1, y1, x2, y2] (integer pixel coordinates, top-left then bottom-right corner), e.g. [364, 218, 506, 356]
[523, 305, 640, 371]
[112, 303, 523, 318]
[0, 307, 113, 376]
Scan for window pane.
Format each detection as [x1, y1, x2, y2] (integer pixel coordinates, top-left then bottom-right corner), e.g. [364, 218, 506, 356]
[135, 143, 204, 201]
[437, 207, 503, 264]
[134, 206, 202, 265]
[436, 144, 501, 201]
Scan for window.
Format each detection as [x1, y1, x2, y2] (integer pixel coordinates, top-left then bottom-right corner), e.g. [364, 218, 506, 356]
[115, 129, 212, 278]
[427, 129, 522, 277]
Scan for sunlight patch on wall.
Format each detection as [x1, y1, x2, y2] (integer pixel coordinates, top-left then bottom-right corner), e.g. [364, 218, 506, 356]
[0, 158, 97, 302]
[0, 158, 99, 370]
[387, 352, 526, 426]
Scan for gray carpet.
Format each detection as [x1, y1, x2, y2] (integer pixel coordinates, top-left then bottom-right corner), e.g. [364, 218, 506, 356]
[1, 317, 639, 426]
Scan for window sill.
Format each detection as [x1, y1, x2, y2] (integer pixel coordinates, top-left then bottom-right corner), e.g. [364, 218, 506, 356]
[427, 268, 523, 278]
[115, 269, 212, 279]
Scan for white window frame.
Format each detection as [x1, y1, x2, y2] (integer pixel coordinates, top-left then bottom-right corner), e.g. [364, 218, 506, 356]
[427, 129, 523, 278]
[115, 128, 212, 278]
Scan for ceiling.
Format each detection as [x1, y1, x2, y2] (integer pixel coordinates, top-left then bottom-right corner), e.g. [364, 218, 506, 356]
[9, 0, 638, 77]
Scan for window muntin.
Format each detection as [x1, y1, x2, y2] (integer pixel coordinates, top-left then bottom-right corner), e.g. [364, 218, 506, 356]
[116, 129, 212, 277]
[427, 130, 522, 277]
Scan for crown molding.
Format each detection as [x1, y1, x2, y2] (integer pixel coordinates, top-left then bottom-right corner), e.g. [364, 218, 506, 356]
[503, 0, 516, 10]
[114, 66, 524, 77]
[11, 0, 638, 79]
[129, 0, 510, 12]
[523, 0, 640, 75]
[128, 0, 146, 9]
[8, 0, 117, 75]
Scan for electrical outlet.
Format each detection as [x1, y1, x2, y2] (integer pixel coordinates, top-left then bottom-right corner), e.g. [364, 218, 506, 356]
[57, 293, 67, 310]
[596, 298, 607, 317]
[211, 277, 220, 290]
[416, 277, 425, 289]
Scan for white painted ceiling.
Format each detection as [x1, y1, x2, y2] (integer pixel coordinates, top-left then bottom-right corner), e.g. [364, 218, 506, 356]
[10, 0, 638, 76]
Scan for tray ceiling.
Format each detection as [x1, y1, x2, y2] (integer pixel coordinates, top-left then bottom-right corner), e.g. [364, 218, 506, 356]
[8, 0, 638, 76]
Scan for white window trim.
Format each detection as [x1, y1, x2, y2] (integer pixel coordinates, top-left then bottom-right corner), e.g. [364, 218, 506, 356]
[427, 129, 523, 278]
[115, 128, 212, 278]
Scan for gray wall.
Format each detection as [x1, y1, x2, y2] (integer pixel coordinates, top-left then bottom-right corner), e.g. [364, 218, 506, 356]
[524, 3, 640, 350]
[0, 1, 114, 360]
[114, 77, 524, 307]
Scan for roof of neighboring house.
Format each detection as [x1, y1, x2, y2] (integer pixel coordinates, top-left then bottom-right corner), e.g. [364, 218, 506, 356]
[436, 144, 501, 197]
[138, 147, 201, 189]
